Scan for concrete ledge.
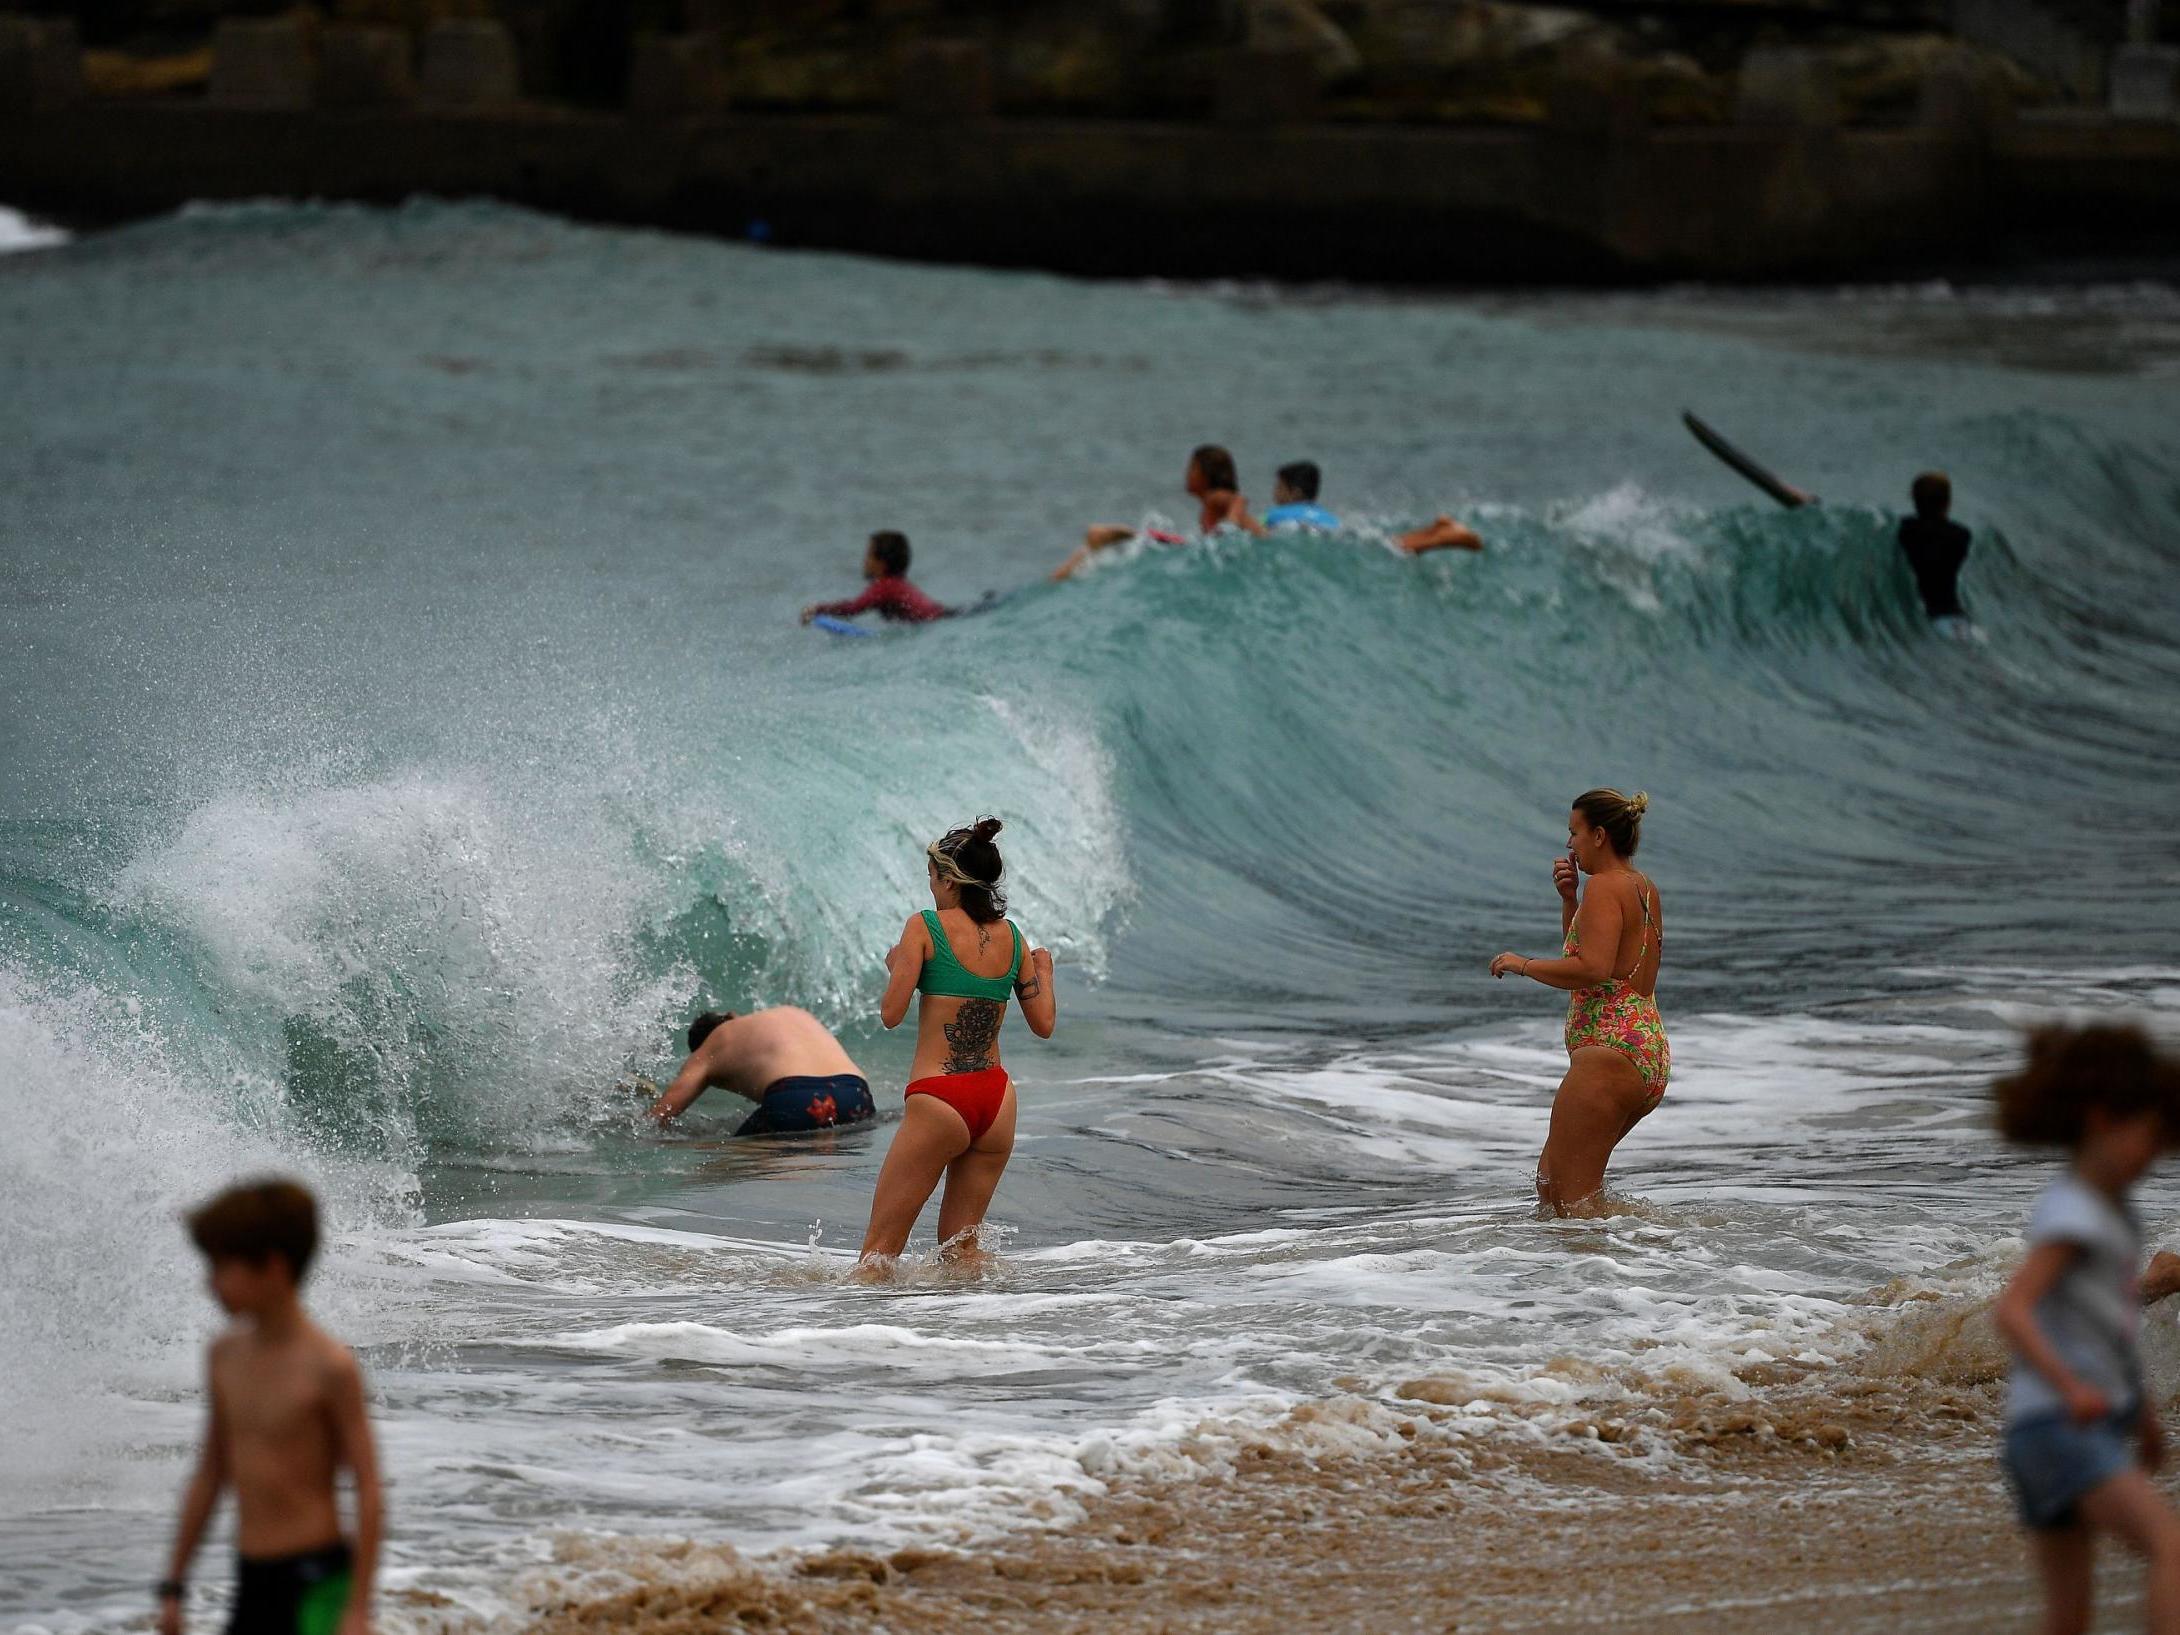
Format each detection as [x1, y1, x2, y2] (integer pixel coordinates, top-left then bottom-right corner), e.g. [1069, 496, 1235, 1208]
[320, 26, 414, 110]
[630, 32, 727, 118]
[420, 19, 518, 109]
[2110, 43, 2180, 119]
[0, 13, 83, 113]
[210, 17, 313, 111]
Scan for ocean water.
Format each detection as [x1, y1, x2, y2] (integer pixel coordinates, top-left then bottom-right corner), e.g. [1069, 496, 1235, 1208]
[2, 200, 2178, 1628]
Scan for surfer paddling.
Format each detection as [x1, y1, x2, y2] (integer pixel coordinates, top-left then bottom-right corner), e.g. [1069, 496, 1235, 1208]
[1489, 789, 1669, 1216]
[647, 1006, 877, 1136]
[802, 531, 950, 626]
[854, 818, 1055, 1278]
[1051, 444, 1264, 581]
[159, 1180, 382, 1635]
[1992, 1025, 2180, 1635]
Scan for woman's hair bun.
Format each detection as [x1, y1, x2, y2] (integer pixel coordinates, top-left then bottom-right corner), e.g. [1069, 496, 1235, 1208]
[1628, 792, 1650, 817]
[971, 816, 1003, 843]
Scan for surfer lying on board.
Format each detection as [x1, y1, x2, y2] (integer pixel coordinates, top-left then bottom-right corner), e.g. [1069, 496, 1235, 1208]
[855, 818, 1055, 1279]
[1490, 789, 1668, 1217]
[801, 531, 950, 625]
[1050, 444, 1264, 581]
[647, 1006, 877, 1135]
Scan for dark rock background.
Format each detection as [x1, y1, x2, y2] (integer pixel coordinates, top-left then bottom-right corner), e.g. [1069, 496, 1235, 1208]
[17, 0, 2137, 124]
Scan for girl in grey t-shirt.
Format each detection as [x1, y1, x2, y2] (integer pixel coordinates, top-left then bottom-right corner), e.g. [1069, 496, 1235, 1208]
[1992, 1024, 2180, 1634]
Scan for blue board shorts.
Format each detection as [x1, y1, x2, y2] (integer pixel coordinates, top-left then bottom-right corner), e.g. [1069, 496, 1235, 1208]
[2002, 1406, 2141, 1530]
[734, 1073, 876, 1137]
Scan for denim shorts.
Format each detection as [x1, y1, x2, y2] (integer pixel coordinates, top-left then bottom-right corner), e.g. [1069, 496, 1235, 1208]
[2002, 1406, 2140, 1530]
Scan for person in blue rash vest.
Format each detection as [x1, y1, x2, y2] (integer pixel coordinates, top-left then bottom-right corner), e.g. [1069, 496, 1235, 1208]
[1263, 461, 1343, 531]
[648, 1007, 877, 1136]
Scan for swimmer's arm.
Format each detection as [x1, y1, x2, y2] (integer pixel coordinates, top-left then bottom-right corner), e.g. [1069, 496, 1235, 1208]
[1053, 525, 1133, 582]
[1995, 1242, 2109, 1420]
[647, 1045, 717, 1122]
[880, 914, 926, 1030]
[1399, 518, 1484, 555]
[1495, 892, 1623, 990]
[1229, 494, 1267, 538]
[327, 1348, 382, 1632]
[160, 1361, 230, 1624]
[1015, 947, 1056, 1039]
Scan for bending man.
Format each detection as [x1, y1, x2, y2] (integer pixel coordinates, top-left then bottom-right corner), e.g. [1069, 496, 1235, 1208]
[647, 1006, 877, 1136]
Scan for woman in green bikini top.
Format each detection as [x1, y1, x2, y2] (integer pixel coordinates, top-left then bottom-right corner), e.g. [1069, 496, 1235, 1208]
[1489, 788, 1669, 1217]
[854, 817, 1056, 1280]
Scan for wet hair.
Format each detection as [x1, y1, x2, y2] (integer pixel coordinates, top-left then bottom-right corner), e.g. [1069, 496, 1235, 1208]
[1911, 471, 1951, 519]
[1995, 1024, 2180, 1148]
[869, 531, 911, 576]
[1277, 461, 1321, 502]
[687, 1010, 736, 1053]
[1571, 788, 1649, 858]
[186, 1178, 320, 1282]
[1190, 445, 1238, 493]
[928, 816, 1008, 924]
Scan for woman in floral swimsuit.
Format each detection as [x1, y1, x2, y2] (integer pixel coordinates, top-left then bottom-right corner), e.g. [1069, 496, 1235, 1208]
[1490, 789, 1668, 1215]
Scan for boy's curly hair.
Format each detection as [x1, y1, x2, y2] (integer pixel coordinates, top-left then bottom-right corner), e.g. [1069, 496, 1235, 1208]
[1994, 1024, 2180, 1147]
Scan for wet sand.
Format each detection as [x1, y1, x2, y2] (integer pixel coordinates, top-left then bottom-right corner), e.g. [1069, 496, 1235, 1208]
[490, 1339, 2176, 1635]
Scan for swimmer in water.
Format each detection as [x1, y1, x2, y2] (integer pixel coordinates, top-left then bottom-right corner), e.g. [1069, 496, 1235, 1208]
[1490, 788, 1667, 1216]
[1262, 461, 1342, 532]
[802, 530, 950, 625]
[1897, 470, 1971, 628]
[646, 1006, 877, 1135]
[854, 817, 1056, 1279]
[1050, 445, 1264, 581]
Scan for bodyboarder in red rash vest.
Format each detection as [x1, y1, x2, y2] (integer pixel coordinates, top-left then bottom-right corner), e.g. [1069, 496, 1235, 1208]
[801, 530, 951, 625]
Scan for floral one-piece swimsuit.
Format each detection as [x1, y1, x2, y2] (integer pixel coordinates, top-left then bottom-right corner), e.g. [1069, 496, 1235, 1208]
[1562, 878, 1670, 1105]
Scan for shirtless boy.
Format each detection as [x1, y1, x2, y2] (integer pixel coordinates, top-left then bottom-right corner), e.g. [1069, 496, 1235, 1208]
[160, 1180, 381, 1635]
[646, 1005, 877, 1136]
[1051, 444, 1264, 580]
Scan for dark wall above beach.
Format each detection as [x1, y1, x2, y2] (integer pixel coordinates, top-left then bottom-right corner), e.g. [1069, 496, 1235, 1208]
[20, 0, 2152, 123]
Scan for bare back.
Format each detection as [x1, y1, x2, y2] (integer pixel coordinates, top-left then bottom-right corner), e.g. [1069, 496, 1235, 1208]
[1580, 871, 1664, 997]
[703, 1007, 860, 1097]
[911, 909, 1020, 1082]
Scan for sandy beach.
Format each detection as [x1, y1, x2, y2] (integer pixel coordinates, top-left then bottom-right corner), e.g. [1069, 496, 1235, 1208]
[498, 1296, 2178, 1635]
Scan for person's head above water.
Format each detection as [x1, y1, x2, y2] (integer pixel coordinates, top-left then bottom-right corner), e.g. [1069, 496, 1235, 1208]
[1995, 1023, 2180, 1162]
[686, 1010, 739, 1053]
[864, 531, 911, 580]
[1911, 471, 1952, 521]
[1569, 787, 1648, 868]
[1274, 462, 1321, 506]
[1186, 445, 1239, 498]
[926, 816, 1008, 924]
[187, 1178, 320, 1310]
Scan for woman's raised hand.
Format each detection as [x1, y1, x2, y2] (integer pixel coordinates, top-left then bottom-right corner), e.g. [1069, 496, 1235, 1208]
[1552, 855, 1579, 904]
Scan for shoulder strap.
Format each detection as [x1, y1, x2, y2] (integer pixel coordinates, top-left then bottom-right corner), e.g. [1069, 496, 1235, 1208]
[1005, 923, 1024, 983]
[919, 909, 954, 969]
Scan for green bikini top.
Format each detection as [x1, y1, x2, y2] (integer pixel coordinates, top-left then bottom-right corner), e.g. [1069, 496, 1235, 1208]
[917, 910, 1022, 1002]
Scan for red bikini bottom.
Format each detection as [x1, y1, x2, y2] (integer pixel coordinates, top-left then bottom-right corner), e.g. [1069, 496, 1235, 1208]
[905, 1069, 1011, 1142]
